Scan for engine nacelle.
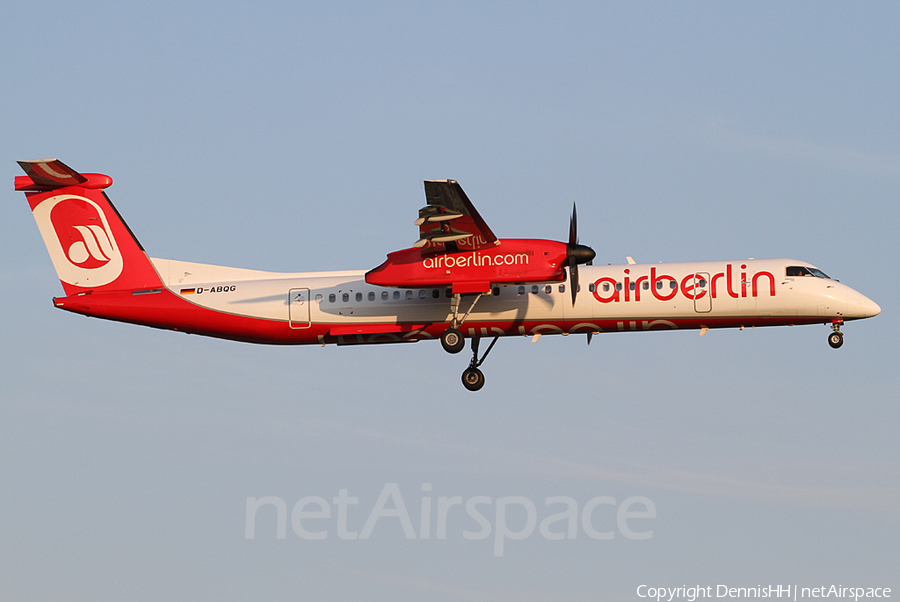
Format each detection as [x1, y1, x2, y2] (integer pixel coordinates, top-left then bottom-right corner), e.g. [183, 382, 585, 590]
[365, 238, 569, 293]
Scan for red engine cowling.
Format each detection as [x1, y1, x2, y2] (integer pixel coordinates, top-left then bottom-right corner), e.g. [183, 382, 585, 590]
[365, 238, 569, 293]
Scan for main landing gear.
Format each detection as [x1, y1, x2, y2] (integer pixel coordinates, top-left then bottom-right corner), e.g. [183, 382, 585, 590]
[440, 292, 484, 354]
[436, 291, 500, 390]
[828, 320, 844, 349]
[461, 335, 499, 391]
[440, 328, 465, 354]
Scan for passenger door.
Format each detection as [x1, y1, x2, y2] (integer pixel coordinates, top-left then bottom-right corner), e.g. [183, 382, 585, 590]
[693, 273, 711, 313]
[289, 288, 311, 328]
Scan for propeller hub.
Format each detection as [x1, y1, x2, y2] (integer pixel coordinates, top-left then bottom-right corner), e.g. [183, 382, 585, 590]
[567, 243, 595, 266]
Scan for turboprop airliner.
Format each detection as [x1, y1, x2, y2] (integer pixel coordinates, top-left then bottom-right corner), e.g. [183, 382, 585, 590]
[17, 159, 880, 391]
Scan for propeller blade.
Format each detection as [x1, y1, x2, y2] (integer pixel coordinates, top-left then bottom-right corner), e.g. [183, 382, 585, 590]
[570, 262, 579, 307]
[565, 203, 594, 307]
[587, 331, 593, 345]
[569, 202, 578, 246]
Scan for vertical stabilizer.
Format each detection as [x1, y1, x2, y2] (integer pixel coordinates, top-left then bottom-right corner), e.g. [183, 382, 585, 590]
[17, 159, 162, 296]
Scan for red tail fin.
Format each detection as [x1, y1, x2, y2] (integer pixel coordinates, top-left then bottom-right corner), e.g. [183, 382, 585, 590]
[17, 159, 162, 296]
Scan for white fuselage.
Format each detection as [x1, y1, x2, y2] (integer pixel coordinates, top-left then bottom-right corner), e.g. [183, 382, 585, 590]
[146, 257, 880, 345]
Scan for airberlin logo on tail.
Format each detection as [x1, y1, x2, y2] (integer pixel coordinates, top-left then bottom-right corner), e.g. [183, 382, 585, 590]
[31, 194, 124, 287]
[61, 222, 114, 268]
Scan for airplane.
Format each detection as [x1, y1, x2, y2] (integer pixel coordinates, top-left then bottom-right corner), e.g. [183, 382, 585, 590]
[16, 158, 881, 391]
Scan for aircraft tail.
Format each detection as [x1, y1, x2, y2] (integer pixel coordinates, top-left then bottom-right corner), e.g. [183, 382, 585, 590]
[17, 159, 163, 296]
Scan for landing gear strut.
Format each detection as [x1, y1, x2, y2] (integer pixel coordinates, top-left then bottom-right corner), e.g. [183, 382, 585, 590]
[828, 321, 844, 349]
[440, 292, 485, 355]
[461, 335, 499, 391]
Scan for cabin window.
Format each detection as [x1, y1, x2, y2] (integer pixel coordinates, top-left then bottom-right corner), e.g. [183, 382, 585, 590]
[615, 283, 622, 291]
[405, 290, 413, 300]
[588, 283, 595, 292]
[629, 282, 636, 291]
[670, 280, 677, 289]
[367, 291, 375, 301]
[492, 287, 500, 296]
[544, 285, 552, 294]
[558, 285, 565, 293]
[642, 282, 649, 290]
[432, 289, 440, 299]
[656, 281, 662, 290]
[381, 291, 389, 300]
[342, 293, 349, 303]
[603, 283, 610, 292]
[355, 292, 363, 302]
[530, 285, 538, 294]
[518, 286, 525, 295]
[315, 294, 323, 302]
[329, 293, 336, 303]
[419, 290, 427, 299]
[697, 278, 707, 288]
[393, 290, 400, 300]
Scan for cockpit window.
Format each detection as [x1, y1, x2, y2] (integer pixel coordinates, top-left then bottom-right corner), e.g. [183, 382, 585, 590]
[786, 266, 831, 279]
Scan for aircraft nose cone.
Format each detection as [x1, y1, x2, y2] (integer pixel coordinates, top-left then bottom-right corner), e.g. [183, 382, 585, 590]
[845, 290, 881, 319]
[861, 295, 881, 318]
[567, 243, 596, 266]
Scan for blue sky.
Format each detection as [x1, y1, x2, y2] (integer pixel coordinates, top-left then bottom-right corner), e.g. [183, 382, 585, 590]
[2, 2, 898, 600]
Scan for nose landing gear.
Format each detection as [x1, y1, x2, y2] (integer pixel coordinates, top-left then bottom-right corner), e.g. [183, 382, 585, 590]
[828, 320, 844, 349]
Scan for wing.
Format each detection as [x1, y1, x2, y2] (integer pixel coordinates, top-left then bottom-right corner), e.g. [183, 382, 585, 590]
[414, 180, 499, 253]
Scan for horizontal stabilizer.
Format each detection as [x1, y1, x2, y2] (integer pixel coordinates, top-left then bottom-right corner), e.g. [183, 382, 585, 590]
[17, 159, 86, 189]
[16, 158, 112, 191]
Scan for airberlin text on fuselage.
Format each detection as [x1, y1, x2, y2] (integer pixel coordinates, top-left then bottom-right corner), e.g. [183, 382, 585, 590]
[423, 252, 530, 269]
[592, 264, 776, 304]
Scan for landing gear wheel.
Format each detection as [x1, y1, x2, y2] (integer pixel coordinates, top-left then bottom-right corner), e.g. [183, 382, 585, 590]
[461, 368, 485, 391]
[441, 328, 465, 354]
[828, 331, 844, 349]
[458, 336, 498, 391]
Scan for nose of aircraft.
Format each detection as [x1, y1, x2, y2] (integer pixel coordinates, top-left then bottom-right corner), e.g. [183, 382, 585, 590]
[860, 295, 881, 318]
[845, 290, 881, 319]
